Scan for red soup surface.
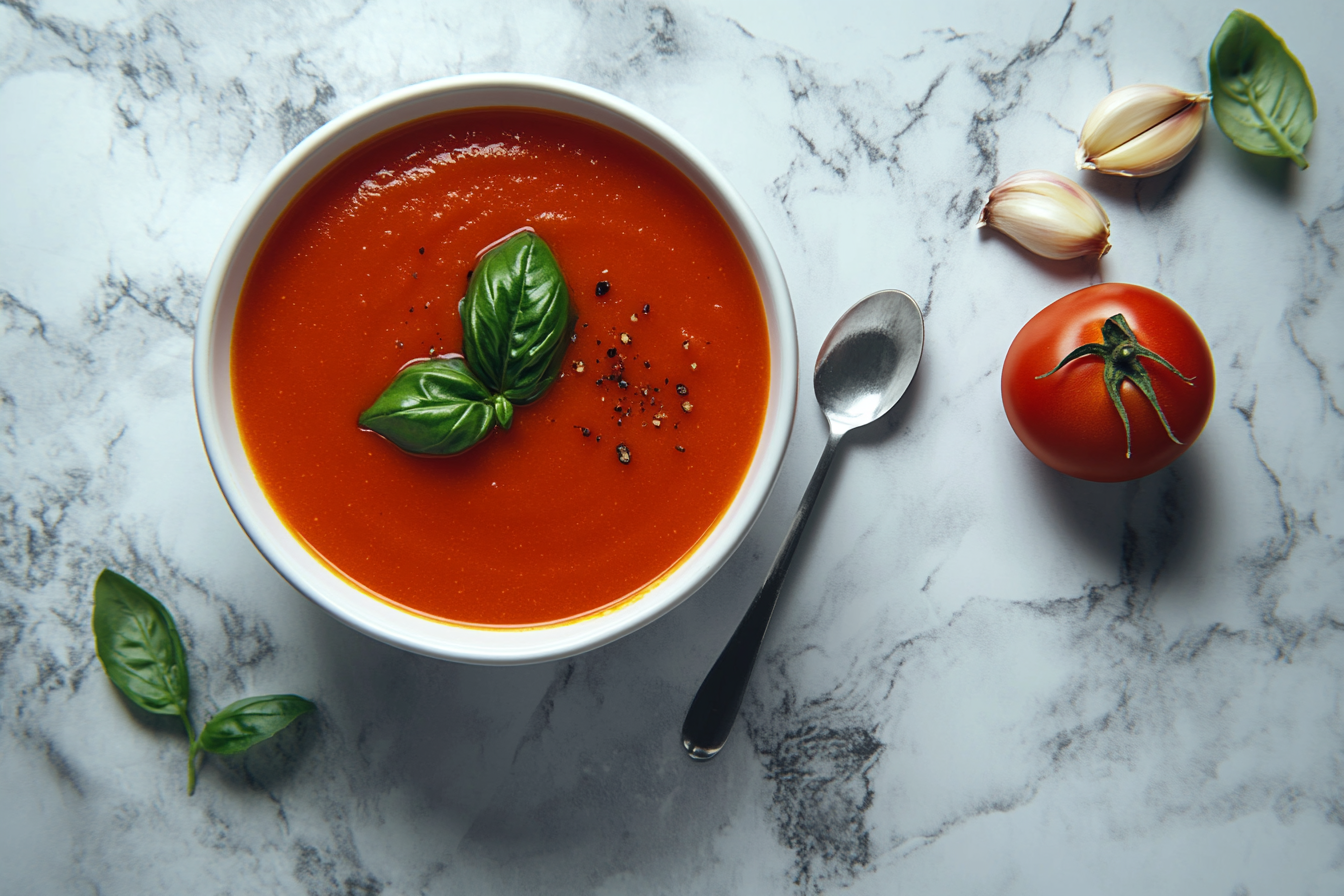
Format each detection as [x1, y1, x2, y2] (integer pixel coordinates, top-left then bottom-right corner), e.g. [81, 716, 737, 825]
[233, 108, 771, 627]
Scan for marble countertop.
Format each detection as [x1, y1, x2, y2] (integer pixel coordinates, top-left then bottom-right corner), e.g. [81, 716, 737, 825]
[4, 0, 1342, 892]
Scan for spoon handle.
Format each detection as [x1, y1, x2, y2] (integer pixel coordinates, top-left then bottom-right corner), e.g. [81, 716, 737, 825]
[682, 428, 846, 760]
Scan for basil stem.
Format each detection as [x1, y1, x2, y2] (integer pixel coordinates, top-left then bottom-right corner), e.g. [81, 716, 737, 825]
[358, 356, 500, 455]
[198, 695, 315, 755]
[1209, 10, 1316, 169]
[460, 231, 576, 404]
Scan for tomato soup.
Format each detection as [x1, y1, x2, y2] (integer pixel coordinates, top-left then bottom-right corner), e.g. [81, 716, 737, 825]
[233, 109, 770, 627]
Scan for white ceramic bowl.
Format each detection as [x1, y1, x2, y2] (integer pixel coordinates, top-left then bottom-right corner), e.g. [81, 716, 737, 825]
[194, 74, 797, 665]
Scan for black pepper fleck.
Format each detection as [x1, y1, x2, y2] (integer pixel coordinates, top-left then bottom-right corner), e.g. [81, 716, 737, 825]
[581, 427, 591, 437]
[676, 383, 688, 396]
[676, 445, 685, 452]
[607, 347, 618, 358]
[616, 443, 631, 464]
[596, 280, 611, 296]
[419, 247, 425, 254]
[643, 303, 650, 314]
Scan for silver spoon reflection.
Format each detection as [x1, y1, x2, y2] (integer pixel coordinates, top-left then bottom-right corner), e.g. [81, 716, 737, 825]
[681, 289, 925, 760]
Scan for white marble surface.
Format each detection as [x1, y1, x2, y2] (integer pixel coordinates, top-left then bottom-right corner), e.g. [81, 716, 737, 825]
[3, 0, 1343, 892]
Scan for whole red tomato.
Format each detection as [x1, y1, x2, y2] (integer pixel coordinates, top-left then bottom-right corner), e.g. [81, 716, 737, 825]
[1001, 283, 1215, 482]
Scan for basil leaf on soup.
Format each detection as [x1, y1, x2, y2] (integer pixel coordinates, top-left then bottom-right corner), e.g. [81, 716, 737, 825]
[198, 694, 315, 755]
[359, 356, 499, 455]
[92, 569, 191, 718]
[460, 231, 575, 404]
[1209, 10, 1316, 169]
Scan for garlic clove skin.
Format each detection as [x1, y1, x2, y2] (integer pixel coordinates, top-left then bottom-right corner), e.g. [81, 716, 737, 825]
[1085, 101, 1207, 177]
[1077, 84, 1211, 177]
[977, 170, 1112, 261]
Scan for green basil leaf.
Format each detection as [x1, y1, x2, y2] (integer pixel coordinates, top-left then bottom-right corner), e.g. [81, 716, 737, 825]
[493, 393, 514, 430]
[92, 569, 190, 718]
[1209, 10, 1316, 169]
[460, 231, 575, 404]
[359, 357, 499, 455]
[197, 694, 315, 755]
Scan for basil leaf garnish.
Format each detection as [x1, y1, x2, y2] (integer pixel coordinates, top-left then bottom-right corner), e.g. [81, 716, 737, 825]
[460, 231, 575, 404]
[93, 569, 191, 718]
[359, 356, 500, 455]
[1209, 10, 1316, 169]
[198, 695, 315, 755]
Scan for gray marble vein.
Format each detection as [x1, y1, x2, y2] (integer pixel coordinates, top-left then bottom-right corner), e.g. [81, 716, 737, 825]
[3, 0, 1343, 893]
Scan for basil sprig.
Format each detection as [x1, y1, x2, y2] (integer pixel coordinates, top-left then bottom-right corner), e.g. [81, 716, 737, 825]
[1209, 10, 1316, 169]
[93, 570, 314, 795]
[360, 231, 574, 455]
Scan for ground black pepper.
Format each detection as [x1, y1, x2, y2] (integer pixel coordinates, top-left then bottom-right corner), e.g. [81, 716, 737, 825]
[616, 443, 631, 464]
[596, 280, 611, 296]
[675, 384, 688, 396]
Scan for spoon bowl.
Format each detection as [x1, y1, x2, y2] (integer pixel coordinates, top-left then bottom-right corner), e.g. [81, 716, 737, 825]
[682, 288, 924, 759]
[815, 290, 925, 432]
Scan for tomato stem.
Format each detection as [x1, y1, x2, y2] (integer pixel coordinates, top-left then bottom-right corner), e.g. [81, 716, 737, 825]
[1036, 313, 1195, 458]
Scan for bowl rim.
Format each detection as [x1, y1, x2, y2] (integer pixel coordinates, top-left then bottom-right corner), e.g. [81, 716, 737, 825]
[193, 73, 797, 665]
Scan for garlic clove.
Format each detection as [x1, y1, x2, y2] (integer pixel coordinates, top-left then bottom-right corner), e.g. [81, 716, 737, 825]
[1085, 101, 1207, 177]
[977, 170, 1112, 261]
[1077, 84, 1211, 177]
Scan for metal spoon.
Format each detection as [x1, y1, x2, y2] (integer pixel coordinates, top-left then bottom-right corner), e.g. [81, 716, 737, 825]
[682, 289, 925, 760]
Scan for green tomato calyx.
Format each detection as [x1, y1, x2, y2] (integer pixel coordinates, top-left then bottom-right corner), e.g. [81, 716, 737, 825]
[1036, 313, 1195, 458]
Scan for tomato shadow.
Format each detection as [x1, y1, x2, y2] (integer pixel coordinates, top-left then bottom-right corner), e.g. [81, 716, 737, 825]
[1027, 437, 1216, 596]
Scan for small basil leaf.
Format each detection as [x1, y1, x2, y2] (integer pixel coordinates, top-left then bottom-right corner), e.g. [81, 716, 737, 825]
[1209, 10, 1316, 169]
[460, 231, 575, 404]
[493, 393, 514, 430]
[197, 694, 315, 755]
[359, 357, 498, 455]
[92, 569, 190, 717]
